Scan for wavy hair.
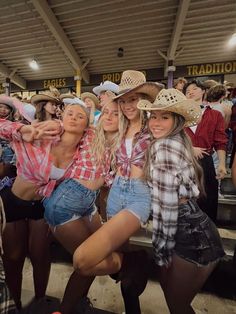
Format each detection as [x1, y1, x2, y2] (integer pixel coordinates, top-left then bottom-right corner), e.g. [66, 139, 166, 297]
[145, 113, 205, 197]
[91, 100, 125, 173]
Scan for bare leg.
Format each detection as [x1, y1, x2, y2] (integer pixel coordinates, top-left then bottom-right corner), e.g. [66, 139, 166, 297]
[28, 219, 51, 299]
[55, 213, 102, 314]
[160, 253, 216, 314]
[2, 220, 28, 309]
[73, 210, 141, 275]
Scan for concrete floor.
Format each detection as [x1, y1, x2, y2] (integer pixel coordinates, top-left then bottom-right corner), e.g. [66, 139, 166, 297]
[21, 258, 236, 314]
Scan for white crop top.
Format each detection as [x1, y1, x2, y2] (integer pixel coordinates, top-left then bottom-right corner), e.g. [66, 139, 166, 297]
[50, 165, 66, 180]
[125, 138, 133, 158]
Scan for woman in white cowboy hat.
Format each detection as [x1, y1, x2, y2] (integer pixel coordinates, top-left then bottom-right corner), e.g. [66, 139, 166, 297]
[73, 70, 163, 314]
[81, 92, 101, 126]
[138, 88, 225, 314]
[93, 80, 119, 109]
[31, 90, 61, 122]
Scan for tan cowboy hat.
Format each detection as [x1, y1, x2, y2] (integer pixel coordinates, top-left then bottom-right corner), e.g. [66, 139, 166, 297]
[81, 92, 99, 106]
[30, 91, 61, 105]
[113, 70, 163, 102]
[0, 94, 16, 113]
[137, 88, 201, 127]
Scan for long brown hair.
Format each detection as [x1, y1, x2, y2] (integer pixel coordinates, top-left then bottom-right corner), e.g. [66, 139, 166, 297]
[145, 113, 205, 197]
[35, 101, 56, 122]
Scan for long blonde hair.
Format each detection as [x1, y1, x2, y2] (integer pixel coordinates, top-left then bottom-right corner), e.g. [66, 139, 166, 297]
[92, 100, 125, 172]
[146, 113, 205, 196]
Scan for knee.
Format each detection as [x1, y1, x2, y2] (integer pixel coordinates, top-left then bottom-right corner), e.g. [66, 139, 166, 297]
[73, 246, 90, 275]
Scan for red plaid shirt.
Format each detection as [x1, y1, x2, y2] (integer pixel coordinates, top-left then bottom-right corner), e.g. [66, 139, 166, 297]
[70, 128, 106, 180]
[0, 121, 107, 197]
[116, 125, 150, 178]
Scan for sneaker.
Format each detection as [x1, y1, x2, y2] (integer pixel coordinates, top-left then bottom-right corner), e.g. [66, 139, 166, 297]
[23, 296, 60, 314]
[74, 297, 94, 314]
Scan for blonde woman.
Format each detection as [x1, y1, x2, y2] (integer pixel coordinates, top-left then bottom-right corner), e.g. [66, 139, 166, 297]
[42, 100, 123, 313]
[81, 92, 100, 126]
[73, 70, 162, 314]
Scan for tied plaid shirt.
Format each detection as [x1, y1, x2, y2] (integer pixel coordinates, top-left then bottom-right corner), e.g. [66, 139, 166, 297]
[0, 121, 111, 196]
[116, 125, 151, 178]
[149, 134, 199, 267]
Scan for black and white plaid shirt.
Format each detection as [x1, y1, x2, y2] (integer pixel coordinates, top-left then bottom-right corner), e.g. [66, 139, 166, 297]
[149, 134, 199, 266]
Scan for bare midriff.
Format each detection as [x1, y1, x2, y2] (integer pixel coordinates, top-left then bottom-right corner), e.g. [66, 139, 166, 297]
[11, 176, 42, 201]
[74, 177, 105, 191]
[117, 164, 144, 179]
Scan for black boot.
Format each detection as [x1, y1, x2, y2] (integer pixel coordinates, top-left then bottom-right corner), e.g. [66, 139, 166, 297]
[118, 250, 149, 297]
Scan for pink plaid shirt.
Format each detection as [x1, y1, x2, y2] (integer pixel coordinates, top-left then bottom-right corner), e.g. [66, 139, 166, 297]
[116, 125, 151, 178]
[0, 121, 107, 197]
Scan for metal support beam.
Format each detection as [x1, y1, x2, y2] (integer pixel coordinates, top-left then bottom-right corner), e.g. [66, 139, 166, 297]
[32, 0, 89, 83]
[0, 62, 26, 89]
[168, 0, 190, 60]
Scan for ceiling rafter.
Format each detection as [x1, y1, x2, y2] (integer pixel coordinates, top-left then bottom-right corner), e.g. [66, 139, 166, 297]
[0, 62, 26, 89]
[31, 0, 89, 83]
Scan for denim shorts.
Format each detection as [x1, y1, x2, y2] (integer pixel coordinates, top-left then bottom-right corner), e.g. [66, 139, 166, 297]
[174, 199, 225, 266]
[106, 176, 151, 224]
[43, 178, 98, 227]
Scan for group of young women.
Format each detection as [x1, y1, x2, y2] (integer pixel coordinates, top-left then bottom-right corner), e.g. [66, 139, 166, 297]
[0, 70, 226, 314]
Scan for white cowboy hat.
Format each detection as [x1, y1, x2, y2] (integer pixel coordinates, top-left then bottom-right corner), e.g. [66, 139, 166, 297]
[137, 88, 202, 127]
[113, 70, 163, 102]
[59, 93, 86, 107]
[21, 103, 36, 122]
[93, 81, 119, 96]
[0, 94, 16, 113]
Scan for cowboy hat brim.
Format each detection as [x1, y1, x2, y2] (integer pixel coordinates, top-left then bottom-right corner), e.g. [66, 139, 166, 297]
[81, 92, 99, 106]
[137, 98, 201, 127]
[93, 82, 119, 96]
[113, 82, 163, 102]
[0, 95, 16, 113]
[31, 94, 61, 105]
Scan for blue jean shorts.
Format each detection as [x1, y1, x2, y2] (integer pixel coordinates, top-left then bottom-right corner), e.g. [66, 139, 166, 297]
[106, 176, 151, 224]
[43, 178, 98, 227]
[174, 199, 225, 266]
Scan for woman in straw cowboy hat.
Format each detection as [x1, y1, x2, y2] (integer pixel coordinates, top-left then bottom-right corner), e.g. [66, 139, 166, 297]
[81, 92, 101, 126]
[31, 88, 61, 122]
[73, 70, 163, 313]
[137, 88, 225, 314]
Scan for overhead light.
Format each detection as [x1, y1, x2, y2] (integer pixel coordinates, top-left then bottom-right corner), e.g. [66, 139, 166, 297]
[228, 33, 236, 47]
[29, 59, 39, 70]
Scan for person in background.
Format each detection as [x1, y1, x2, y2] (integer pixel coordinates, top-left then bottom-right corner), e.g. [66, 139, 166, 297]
[183, 80, 227, 223]
[31, 90, 61, 122]
[232, 154, 236, 187]
[137, 88, 225, 314]
[93, 80, 119, 109]
[173, 77, 187, 93]
[0, 117, 61, 311]
[0, 95, 17, 190]
[206, 84, 232, 127]
[81, 92, 100, 126]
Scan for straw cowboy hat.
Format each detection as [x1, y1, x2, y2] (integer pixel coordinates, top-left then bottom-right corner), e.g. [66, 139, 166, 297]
[81, 92, 99, 106]
[113, 70, 163, 102]
[0, 94, 16, 113]
[93, 81, 119, 96]
[30, 91, 61, 106]
[137, 88, 201, 127]
[59, 93, 86, 107]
